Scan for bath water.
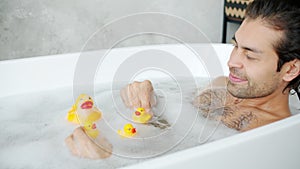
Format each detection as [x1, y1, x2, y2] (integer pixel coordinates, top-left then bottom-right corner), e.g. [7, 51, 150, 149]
[0, 78, 298, 169]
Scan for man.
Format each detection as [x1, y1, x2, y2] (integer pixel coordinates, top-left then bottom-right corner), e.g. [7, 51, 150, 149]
[65, 0, 300, 159]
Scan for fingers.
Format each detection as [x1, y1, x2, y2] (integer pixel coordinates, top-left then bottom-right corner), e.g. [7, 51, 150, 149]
[65, 134, 80, 156]
[128, 83, 141, 108]
[65, 127, 113, 159]
[120, 86, 130, 107]
[65, 128, 90, 157]
[120, 80, 154, 110]
[141, 81, 156, 110]
[93, 137, 113, 159]
[139, 92, 151, 110]
[73, 127, 91, 157]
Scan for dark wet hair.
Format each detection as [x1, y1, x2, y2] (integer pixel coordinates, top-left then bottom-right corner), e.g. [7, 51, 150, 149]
[245, 0, 300, 97]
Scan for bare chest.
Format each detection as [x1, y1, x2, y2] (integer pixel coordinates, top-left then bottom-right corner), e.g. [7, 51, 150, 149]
[193, 88, 280, 131]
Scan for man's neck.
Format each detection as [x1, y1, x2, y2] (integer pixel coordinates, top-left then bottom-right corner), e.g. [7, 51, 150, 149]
[239, 89, 291, 118]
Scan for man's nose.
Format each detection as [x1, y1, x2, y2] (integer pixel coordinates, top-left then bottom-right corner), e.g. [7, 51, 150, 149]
[227, 48, 243, 69]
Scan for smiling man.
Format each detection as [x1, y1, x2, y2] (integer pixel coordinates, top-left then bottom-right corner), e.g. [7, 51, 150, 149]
[122, 0, 300, 131]
[215, 0, 300, 130]
[65, 0, 300, 159]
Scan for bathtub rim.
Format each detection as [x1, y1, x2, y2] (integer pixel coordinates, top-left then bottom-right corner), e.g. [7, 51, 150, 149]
[1, 43, 299, 169]
[0, 43, 233, 97]
[120, 113, 300, 169]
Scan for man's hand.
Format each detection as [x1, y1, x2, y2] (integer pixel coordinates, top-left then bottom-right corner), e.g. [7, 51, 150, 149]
[65, 127, 112, 159]
[120, 80, 156, 111]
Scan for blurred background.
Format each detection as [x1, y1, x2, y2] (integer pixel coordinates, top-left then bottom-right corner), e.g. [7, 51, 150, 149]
[0, 0, 239, 60]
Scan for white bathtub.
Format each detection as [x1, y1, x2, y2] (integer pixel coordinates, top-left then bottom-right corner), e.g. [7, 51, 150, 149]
[0, 43, 299, 169]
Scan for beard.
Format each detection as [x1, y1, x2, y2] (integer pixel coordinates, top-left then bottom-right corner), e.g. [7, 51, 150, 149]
[227, 68, 279, 99]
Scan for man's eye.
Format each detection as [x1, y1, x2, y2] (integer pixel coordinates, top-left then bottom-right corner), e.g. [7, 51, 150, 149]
[243, 51, 254, 60]
[246, 54, 255, 60]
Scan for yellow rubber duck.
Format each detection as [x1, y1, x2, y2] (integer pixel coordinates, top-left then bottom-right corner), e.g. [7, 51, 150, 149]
[83, 120, 99, 139]
[132, 107, 152, 124]
[117, 123, 137, 138]
[67, 94, 102, 124]
[66, 94, 102, 138]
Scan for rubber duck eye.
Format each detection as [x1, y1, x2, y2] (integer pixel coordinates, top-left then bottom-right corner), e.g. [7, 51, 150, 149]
[89, 97, 91, 100]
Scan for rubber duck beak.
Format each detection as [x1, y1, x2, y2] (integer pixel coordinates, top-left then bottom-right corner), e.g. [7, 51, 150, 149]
[81, 101, 93, 109]
[92, 123, 97, 129]
[135, 111, 141, 116]
[131, 128, 136, 134]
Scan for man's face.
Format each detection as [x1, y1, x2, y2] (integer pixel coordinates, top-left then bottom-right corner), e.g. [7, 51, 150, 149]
[227, 18, 285, 99]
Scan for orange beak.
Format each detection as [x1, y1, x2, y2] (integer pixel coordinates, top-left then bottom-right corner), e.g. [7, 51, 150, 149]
[131, 128, 136, 134]
[81, 101, 93, 109]
[92, 123, 97, 129]
[135, 111, 141, 116]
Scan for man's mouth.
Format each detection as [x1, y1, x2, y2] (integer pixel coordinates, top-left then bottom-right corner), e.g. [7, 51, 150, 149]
[229, 73, 248, 83]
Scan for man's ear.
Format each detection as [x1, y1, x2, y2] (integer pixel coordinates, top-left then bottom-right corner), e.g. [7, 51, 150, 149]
[282, 59, 300, 82]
